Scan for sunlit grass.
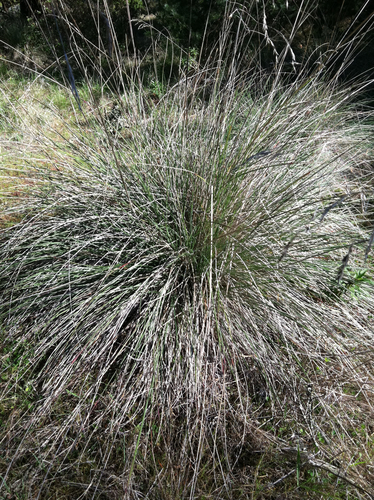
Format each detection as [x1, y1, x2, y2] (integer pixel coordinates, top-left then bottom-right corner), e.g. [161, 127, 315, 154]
[0, 1, 374, 498]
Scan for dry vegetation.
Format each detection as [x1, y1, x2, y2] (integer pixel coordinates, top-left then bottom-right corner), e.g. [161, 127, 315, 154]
[1, 1, 374, 499]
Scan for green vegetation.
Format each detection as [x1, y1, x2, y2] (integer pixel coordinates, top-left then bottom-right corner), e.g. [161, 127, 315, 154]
[0, 1, 374, 498]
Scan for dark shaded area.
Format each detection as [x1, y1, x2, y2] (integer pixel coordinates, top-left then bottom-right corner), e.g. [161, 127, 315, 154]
[20, 0, 40, 18]
[0, 0, 373, 101]
[340, 43, 374, 104]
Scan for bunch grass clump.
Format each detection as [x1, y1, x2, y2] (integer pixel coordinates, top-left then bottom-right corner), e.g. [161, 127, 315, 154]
[1, 1, 374, 498]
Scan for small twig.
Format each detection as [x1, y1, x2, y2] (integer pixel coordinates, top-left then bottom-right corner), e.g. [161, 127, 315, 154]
[309, 457, 374, 500]
[267, 467, 296, 488]
[276, 447, 374, 499]
[337, 244, 353, 284]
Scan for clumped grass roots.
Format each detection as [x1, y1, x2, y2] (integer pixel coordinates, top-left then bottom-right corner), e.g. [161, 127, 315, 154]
[1, 2, 374, 498]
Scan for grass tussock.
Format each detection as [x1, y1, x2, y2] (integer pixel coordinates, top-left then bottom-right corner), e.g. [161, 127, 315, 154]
[1, 1, 374, 498]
